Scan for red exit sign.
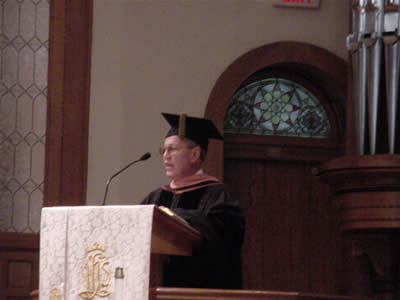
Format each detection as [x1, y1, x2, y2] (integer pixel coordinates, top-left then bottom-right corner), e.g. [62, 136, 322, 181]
[273, 0, 320, 9]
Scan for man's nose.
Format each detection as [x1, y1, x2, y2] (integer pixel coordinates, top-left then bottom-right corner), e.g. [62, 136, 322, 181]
[163, 151, 171, 160]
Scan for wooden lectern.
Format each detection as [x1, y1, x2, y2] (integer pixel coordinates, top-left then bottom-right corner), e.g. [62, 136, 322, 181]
[39, 205, 200, 300]
[149, 206, 201, 287]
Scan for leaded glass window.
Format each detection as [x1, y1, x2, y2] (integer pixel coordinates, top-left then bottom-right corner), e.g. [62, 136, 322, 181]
[224, 78, 331, 138]
[0, 0, 48, 233]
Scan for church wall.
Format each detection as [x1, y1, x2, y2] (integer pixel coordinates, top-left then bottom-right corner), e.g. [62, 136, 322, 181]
[87, 0, 350, 205]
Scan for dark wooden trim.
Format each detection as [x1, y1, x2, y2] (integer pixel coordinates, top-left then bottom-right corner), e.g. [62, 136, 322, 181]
[150, 287, 366, 300]
[224, 130, 342, 162]
[204, 41, 347, 180]
[225, 134, 339, 148]
[44, 0, 93, 206]
[0, 232, 39, 250]
[0, 289, 37, 297]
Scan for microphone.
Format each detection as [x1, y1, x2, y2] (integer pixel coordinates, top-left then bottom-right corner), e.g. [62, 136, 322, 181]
[102, 152, 151, 205]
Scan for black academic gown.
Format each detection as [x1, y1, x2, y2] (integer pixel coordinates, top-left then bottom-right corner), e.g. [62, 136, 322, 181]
[141, 180, 245, 289]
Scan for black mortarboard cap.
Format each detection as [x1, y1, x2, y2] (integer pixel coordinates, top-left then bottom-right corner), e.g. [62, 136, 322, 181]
[162, 112, 223, 152]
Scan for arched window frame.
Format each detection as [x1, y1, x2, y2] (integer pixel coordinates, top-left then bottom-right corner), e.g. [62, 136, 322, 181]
[226, 67, 337, 137]
[223, 67, 340, 159]
[204, 42, 348, 180]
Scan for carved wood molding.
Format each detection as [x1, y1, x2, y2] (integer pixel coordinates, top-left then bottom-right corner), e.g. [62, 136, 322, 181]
[315, 154, 400, 230]
[205, 41, 347, 180]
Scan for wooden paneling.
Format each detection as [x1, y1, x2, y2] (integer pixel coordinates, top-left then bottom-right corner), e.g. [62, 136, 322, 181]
[224, 159, 350, 294]
[8, 261, 32, 288]
[0, 233, 39, 300]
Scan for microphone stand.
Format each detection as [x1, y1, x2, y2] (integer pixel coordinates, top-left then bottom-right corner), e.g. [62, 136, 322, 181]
[102, 152, 151, 205]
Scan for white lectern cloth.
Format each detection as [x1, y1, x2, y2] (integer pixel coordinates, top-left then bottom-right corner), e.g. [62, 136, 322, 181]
[40, 205, 155, 300]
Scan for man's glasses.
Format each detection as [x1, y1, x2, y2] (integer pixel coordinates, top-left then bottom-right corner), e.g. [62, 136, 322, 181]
[159, 145, 195, 155]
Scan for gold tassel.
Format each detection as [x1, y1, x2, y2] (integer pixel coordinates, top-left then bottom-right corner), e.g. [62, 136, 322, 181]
[178, 112, 186, 137]
[30, 289, 39, 300]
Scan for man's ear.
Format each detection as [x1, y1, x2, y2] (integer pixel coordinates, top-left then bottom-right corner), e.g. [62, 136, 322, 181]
[191, 146, 201, 163]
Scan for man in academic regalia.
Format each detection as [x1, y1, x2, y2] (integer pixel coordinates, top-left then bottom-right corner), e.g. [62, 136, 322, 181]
[142, 113, 245, 289]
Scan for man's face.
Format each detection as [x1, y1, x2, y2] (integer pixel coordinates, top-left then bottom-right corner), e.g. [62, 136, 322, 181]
[161, 135, 198, 181]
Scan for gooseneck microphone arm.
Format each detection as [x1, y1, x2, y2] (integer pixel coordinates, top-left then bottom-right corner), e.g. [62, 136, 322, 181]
[102, 152, 151, 205]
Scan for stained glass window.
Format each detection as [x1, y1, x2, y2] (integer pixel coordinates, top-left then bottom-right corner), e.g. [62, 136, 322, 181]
[224, 78, 331, 138]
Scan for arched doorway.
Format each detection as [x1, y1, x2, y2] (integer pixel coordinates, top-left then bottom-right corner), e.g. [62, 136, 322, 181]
[205, 42, 354, 294]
